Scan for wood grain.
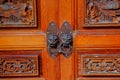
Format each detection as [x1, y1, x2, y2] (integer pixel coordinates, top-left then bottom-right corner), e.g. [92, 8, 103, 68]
[0, 34, 45, 50]
[59, 0, 75, 80]
[43, 0, 61, 80]
[75, 35, 120, 49]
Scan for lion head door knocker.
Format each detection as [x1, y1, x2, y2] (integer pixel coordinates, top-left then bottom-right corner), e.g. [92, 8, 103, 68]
[46, 22, 59, 58]
[59, 21, 73, 58]
[46, 21, 73, 58]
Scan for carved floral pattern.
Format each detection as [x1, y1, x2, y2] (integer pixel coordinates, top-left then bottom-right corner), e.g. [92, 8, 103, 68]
[82, 55, 120, 76]
[0, 55, 39, 77]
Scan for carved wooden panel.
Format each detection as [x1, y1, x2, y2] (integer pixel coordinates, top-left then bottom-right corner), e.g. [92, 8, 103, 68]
[81, 54, 120, 76]
[85, 0, 120, 26]
[0, 0, 37, 27]
[0, 55, 39, 77]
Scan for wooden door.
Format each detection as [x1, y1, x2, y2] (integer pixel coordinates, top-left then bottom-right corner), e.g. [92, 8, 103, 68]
[74, 0, 120, 80]
[1, 0, 120, 80]
[0, 0, 75, 79]
[51, 0, 120, 80]
[0, 0, 60, 80]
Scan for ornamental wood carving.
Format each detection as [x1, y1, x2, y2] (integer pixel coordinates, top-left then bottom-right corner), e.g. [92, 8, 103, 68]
[81, 54, 120, 76]
[85, 0, 120, 25]
[0, 55, 39, 77]
[0, 0, 37, 27]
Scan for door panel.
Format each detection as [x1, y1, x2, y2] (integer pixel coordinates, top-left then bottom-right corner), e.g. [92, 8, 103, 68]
[0, 54, 39, 77]
[0, 34, 45, 50]
[75, 0, 120, 80]
[0, 51, 46, 80]
[75, 50, 120, 79]
[44, 0, 61, 80]
[59, 0, 75, 80]
[0, 0, 51, 80]
[81, 54, 120, 76]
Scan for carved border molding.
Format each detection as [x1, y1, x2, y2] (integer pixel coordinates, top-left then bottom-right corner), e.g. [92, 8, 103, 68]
[81, 54, 120, 76]
[0, 55, 39, 77]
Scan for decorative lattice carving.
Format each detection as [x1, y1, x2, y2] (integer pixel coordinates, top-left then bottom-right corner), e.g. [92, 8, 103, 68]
[0, 55, 39, 77]
[81, 54, 120, 76]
